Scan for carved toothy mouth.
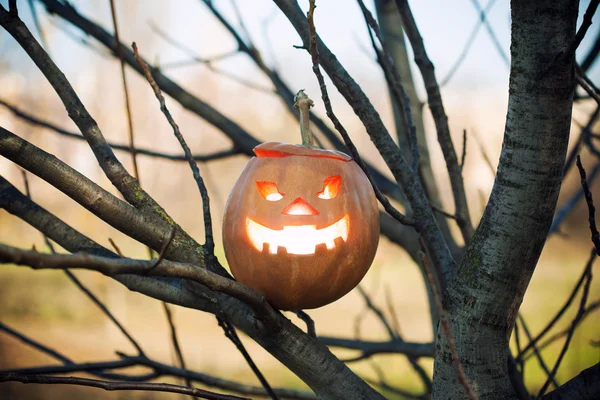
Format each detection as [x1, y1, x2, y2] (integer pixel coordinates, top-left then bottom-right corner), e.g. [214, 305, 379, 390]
[246, 215, 349, 255]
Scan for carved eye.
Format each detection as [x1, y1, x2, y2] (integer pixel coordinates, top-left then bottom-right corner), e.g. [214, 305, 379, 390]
[256, 181, 284, 201]
[317, 176, 341, 200]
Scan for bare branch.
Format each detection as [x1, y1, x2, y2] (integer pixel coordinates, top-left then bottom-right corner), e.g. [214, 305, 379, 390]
[109, 0, 140, 182]
[0, 373, 250, 400]
[317, 337, 433, 359]
[542, 362, 600, 400]
[132, 42, 215, 253]
[517, 254, 596, 360]
[0, 98, 239, 161]
[218, 319, 280, 400]
[525, 300, 599, 360]
[303, 4, 413, 226]
[395, 0, 474, 243]
[0, 319, 316, 399]
[294, 311, 316, 338]
[162, 303, 195, 396]
[274, 0, 455, 288]
[565, 0, 600, 63]
[516, 315, 558, 389]
[0, 243, 278, 325]
[538, 249, 595, 397]
[576, 156, 600, 255]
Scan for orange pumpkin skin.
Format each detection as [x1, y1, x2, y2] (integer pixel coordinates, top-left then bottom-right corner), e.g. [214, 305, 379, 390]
[223, 142, 380, 310]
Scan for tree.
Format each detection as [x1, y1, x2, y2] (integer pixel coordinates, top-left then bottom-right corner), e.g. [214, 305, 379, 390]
[0, 0, 598, 399]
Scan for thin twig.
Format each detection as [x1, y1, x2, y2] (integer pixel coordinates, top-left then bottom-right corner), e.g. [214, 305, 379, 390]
[576, 156, 600, 255]
[132, 42, 214, 254]
[517, 257, 593, 360]
[218, 318, 280, 400]
[419, 251, 477, 400]
[109, 0, 140, 182]
[525, 300, 600, 360]
[395, 0, 474, 243]
[163, 302, 195, 398]
[565, 0, 600, 64]
[108, 238, 124, 257]
[148, 226, 177, 272]
[304, 1, 413, 227]
[0, 322, 315, 399]
[440, 0, 498, 86]
[20, 170, 146, 357]
[517, 314, 558, 388]
[294, 311, 316, 337]
[0, 322, 71, 364]
[513, 318, 524, 380]
[357, 0, 419, 171]
[0, 244, 278, 324]
[431, 205, 459, 221]
[0, 373, 250, 400]
[460, 129, 467, 170]
[26, 0, 49, 50]
[537, 249, 595, 397]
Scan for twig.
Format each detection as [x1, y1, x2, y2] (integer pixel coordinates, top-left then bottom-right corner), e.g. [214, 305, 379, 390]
[576, 67, 600, 107]
[525, 300, 600, 360]
[537, 248, 595, 397]
[440, 0, 499, 86]
[108, 238, 124, 257]
[513, 318, 524, 380]
[0, 322, 71, 364]
[472, 129, 496, 177]
[0, 243, 278, 324]
[460, 129, 467, 170]
[0, 98, 240, 162]
[163, 302, 195, 397]
[294, 311, 316, 338]
[355, 285, 432, 391]
[431, 205, 459, 221]
[303, 3, 413, 227]
[565, 0, 600, 64]
[218, 318, 280, 400]
[26, 0, 49, 50]
[517, 256, 594, 360]
[419, 251, 477, 400]
[109, 0, 140, 182]
[132, 42, 214, 254]
[19, 170, 146, 358]
[0, 321, 315, 399]
[395, 0, 474, 243]
[357, 0, 419, 171]
[148, 226, 177, 272]
[470, 0, 508, 66]
[537, 0, 600, 81]
[517, 315, 558, 388]
[0, 373, 250, 400]
[65, 269, 147, 357]
[576, 156, 600, 255]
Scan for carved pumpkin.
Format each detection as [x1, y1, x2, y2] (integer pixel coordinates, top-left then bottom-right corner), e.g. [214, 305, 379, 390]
[223, 142, 379, 310]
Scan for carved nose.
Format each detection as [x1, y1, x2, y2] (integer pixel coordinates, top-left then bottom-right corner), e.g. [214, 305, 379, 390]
[282, 197, 319, 216]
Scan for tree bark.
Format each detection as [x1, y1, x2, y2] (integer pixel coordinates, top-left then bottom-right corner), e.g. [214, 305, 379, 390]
[432, 1, 578, 398]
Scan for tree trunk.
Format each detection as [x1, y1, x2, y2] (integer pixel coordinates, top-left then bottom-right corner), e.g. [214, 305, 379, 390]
[432, 1, 578, 398]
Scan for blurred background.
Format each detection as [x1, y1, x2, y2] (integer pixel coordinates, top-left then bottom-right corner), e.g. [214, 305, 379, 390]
[0, 0, 599, 398]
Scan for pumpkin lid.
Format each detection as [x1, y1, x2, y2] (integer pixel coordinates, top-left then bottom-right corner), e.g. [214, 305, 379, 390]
[254, 142, 352, 162]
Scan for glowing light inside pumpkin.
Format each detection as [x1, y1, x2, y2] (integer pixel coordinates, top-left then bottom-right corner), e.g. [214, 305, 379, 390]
[246, 215, 350, 255]
[282, 197, 319, 215]
[317, 176, 341, 199]
[256, 181, 284, 201]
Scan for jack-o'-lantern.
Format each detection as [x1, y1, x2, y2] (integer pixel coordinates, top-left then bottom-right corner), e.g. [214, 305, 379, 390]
[222, 140, 380, 310]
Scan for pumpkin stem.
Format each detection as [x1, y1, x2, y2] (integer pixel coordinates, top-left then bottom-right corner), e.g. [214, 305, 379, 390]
[294, 90, 317, 147]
